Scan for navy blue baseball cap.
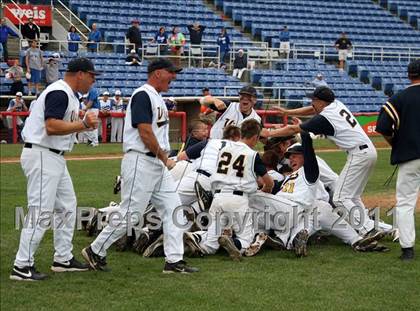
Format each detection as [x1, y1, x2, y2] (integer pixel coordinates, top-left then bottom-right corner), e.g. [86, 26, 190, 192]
[307, 86, 335, 103]
[147, 58, 182, 73]
[284, 143, 304, 158]
[67, 57, 102, 75]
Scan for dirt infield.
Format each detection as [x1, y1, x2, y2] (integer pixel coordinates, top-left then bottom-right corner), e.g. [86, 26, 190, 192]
[363, 193, 420, 211]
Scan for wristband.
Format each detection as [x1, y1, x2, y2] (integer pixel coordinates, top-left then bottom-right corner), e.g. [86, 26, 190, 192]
[82, 119, 89, 128]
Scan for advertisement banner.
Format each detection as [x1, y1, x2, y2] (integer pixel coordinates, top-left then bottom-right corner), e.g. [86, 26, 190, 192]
[4, 4, 52, 27]
[355, 114, 379, 136]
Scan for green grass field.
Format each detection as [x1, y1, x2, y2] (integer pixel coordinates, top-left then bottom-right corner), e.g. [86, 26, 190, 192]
[0, 144, 419, 310]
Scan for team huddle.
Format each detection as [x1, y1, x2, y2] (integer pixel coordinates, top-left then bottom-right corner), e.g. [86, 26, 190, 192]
[10, 58, 397, 281]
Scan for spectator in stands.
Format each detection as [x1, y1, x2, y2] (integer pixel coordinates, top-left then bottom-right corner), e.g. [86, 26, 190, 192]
[6, 91, 28, 141]
[99, 91, 112, 141]
[217, 27, 230, 68]
[153, 26, 168, 55]
[21, 17, 40, 41]
[0, 43, 3, 61]
[25, 40, 43, 96]
[279, 25, 290, 58]
[126, 20, 142, 55]
[125, 49, 142, 66]
[1, 18, 19, 62]
[169, 26, 186, 67]
[110, 90, 124, 143]
[67, 25, 81, 53]
[335, 32, 352, 71]
[232, 49, 247, 79]
[87, 23, 101, 52]
[187, 21, 206, 46]
[307, 73, 328, 88]
[44, 53, 60, 86]
[5, 59, 24, 95]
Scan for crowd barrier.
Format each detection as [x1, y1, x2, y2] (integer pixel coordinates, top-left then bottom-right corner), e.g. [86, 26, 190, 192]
[0, 111, 187, 144]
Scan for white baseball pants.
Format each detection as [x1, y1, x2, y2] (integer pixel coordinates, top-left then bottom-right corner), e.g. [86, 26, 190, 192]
[90, 152, 185, 263]
[396, 158, 420, 248]
[200, 193, 254, 254]
[249, 192, 305, 249]
[333, 145, 377, 235]
[177, 171, 211, 206]
[309, 200, 362, 246]
[14, 146, 77, 268]
[110, 117, 123, 143]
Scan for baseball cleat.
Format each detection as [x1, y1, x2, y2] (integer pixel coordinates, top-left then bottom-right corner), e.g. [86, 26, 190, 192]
[51, 257, 90, 272]
[352, 240, 379, 252]
[399, 247, 414, 261]
[184, 232, 204, 257]
[364, 228, 386, 241]
[265, 235, 286, 250]
[86, 208, 99, 237]
[10, 266, 48, 281]
[372, 243, 390, 253]
[245, 232, 268, 257]
[132, 231, 150, 255]
[194, 181, 213, 211]
[81, 246, 109, 271]
[292, 229, 309, 258]
[113, 175, 121, 194]
[162, 260, 199, 274]
[114, 233, 135, 252]
[218, 235, 242, 261]
[143, 234, 164, 258]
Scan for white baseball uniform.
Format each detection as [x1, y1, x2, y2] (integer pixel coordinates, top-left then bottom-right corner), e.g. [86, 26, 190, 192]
[110, 97, 124, 143]
[301, 99, 377, 235]
[90, 83, 186, 263]
[200, 140, 263, 254]
[14, 80, 81, 268]
[209, 102, 261, 139]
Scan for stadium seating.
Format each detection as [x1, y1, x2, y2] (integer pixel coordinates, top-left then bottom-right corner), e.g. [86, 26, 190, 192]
[68, 0, 250, 44]
[252, 59, 388, 112]
[218, 0, 420, 47]
[383, 0, 420, 30]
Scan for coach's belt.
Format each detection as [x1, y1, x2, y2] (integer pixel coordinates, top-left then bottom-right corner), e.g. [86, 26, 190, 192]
[127, 149, 156, 157]
[215, 189, 244, 196]
[24, 143, 65, 156]
[196, 169, 211, 177]
[358, 144, 368, 151]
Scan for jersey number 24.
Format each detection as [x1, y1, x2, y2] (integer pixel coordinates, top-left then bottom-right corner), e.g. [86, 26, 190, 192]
[217, 152, 245, 177]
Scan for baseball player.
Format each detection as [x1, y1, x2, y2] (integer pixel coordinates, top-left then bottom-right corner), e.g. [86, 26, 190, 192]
[376, 59, 420, 261]
[82, 58, 198, 274]
[98, 91, 112, 141]
[197, 119, 274, 260]
[176, 126, 241, 208]
[83, 86, 100, 146]
[266, 86, 383, 238]
[6, 91, 28, 130]
[10, 58, 99, 281]
[245, 144, 383, 256]
[203, 85, 261, 139]
[110, 90, 125, 143]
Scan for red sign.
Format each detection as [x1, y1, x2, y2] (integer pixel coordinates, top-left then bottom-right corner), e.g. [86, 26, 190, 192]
[4, 4, 52, 27]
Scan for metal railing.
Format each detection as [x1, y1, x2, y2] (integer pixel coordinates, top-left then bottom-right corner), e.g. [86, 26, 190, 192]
[53, 6, 88, 41]
[293, 42, 420, 62]
[19, 38, 134, 53]
[54, 0, 91, 36]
